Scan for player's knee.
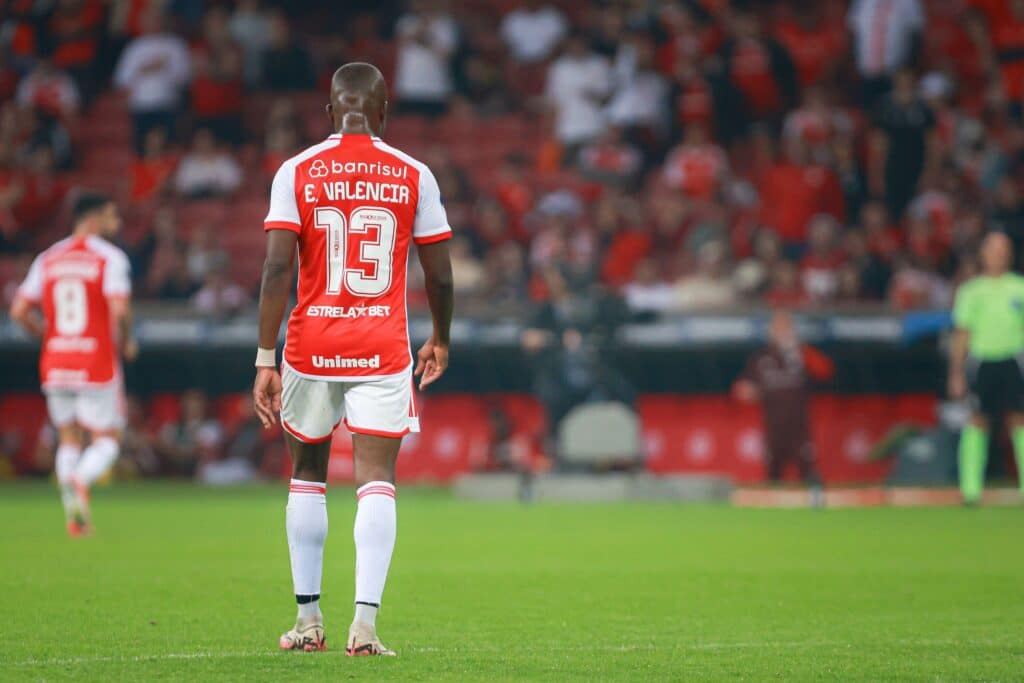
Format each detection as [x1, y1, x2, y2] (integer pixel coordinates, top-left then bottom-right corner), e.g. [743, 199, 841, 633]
[970, 414, 990, 429]
[352, 460, 394, 487]
[58, 424, 83, 447]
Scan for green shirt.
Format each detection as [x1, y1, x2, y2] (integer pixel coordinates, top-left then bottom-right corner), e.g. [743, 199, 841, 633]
[952, 273, 1024, 360]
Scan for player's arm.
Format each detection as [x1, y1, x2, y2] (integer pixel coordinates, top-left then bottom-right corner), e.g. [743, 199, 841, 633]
[415, 240, 453, 390]
[9, 255, 44, 337]
[9, 296, 45, 338]
[948, 327, 969, 400]
[108, 296, 138, 361]
[948, 284, 973, 400]
[253, 229, 296, 427]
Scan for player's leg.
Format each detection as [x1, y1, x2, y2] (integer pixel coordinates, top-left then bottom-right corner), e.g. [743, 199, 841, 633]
[1005, 358, 1024, 496]
[343, 374, 415, 657]
[45, 388, 85, 533]
[277, 367, 340, 652]
[959, 361, 992, 504]
[69, 381, 126, 528]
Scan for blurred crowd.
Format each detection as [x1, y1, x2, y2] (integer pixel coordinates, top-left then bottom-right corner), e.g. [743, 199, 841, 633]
[1, 0, 1024, 316]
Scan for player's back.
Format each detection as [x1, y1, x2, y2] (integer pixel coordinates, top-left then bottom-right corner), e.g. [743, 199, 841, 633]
[18, 235, 131, 387]
[264, 133, 451, 381]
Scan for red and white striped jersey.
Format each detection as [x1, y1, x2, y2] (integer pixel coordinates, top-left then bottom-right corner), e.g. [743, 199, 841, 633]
[264, 133, 451, 381]
[16, 235, 131, 388]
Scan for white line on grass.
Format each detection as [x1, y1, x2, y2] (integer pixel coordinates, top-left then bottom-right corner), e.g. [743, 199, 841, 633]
[3, 638, 976, 667]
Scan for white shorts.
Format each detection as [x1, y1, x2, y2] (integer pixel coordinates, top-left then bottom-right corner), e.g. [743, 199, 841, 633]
[45, 379, 125, 433]
[280, 364, 420, 443]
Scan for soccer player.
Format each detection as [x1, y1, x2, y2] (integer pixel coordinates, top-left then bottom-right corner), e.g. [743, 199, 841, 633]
[9, 193, 136, 536]
[253, 62, 453, 656]
[949, 232, 1024, 504]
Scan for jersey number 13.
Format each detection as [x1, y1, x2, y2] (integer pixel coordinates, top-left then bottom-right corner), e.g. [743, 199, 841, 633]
[314, 206, 397, 297]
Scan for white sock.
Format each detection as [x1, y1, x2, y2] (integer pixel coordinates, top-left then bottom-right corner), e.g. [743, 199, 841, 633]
[55, 443, 81, 485]
[74, 437, 119, 487]
[353, 481, 396, 628]
[56, 444, 81, 518]
[287, 479, 327, 622]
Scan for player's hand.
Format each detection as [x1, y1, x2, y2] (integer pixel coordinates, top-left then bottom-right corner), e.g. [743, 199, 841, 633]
[734, 379, 759, 403]
[414, 337, 449, 390]
[947, 372, 967, 401]
[253, 367, 282, 428]
[123, 338, 139, 362]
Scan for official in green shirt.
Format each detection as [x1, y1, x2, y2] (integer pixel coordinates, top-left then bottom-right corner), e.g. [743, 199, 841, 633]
[949, 232, 1024, 503]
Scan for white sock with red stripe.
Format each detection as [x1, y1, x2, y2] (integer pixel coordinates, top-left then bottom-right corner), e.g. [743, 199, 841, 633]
[74, 437, 119, 487]
[353, 481, 396, 628]
[287, 479, 328, 622]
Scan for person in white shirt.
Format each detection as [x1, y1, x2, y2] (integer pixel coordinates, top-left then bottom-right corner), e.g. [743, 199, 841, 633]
[545, 32, 612, 156]
[113, 8, 191, 151]
[847, 0, 923, 106]
[606, 33, 669, 141]
[500, 0, 568, 63]
[174, 129, 242, 198]
[15, 59, 81, 120]
[393, 0, 459, 116]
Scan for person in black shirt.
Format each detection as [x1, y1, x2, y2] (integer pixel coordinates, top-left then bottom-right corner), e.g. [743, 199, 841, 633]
[869, 68, 936, 218]
[260, 11, 315, 91]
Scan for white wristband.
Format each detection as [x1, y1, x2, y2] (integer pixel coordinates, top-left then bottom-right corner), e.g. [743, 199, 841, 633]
[255, 347, 277, 368]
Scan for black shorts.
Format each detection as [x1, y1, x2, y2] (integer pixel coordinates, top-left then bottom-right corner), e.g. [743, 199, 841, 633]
[968, 357, 1024, 415]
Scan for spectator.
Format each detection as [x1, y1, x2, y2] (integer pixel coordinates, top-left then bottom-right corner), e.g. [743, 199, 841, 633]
[869, 68, 937, 219]
[156, 389, 223, 477]
[130, 126, 178, 203]
[622, 258, 675, 315]
[393, 0, 458, 116]
[190, 6, 244, 145]
[259, 10, 315, 91]
[606, 32, 670, 149]
[483, 242, 529, 307]
[500, 0, 567, 63]
[192, 267, 250, 318]
[113, 8, 191, 151]
[15, 59, 81, 121]
[116, 396, 160, 479]
[9, 146, 68, 243]
[674, 239, 737, 310]
[775, 1, 848, 88]
[544, 32, 612, 157]
[185, 222, 227, 283]
[848, 0, 924, 106]
[662, 122, 729, 201]
[174, 129, 242, 199]
[757, 136, 844, 247]
[734, 229, 785, 297]
[843, 228, 892, 300]
[449, 235, 485, 296]
[717, 7, 799, 126]
[577, 128, 643, 189]
[199, 399, 264, 485]
[229, 0, 272, 86]
[800, 215, 845, 303]
[764, 259, 807, 306]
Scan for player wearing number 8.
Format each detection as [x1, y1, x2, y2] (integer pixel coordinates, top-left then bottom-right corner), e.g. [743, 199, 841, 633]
[253, 63, 454, 656]
[9, 193, 137, 536]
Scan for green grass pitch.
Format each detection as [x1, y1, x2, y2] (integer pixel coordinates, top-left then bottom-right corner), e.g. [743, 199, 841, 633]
[1, 483, 1022, 681]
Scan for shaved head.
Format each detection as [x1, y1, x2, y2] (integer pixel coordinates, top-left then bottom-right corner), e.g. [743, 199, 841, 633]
[328, 62, 388, 137]
[980, 231, 1013, 275]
